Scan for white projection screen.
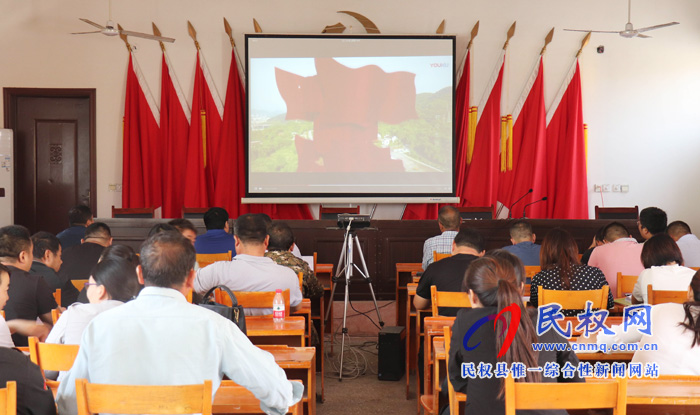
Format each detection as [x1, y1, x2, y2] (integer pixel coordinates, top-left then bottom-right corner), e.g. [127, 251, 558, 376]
[245, 34, 456, 202]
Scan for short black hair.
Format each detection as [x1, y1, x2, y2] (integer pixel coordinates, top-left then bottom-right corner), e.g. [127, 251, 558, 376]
[603, 222, 630, 242]
[85, 222, 111, 239]
[68, 205, 93, 226]
[0, 225, 32, 260]
[99, 244, 140, 267]
[257, 213, 273, 227]
[438, 206, 461, 231]
[268, 222, 294, 251]
[147, 223, 178, 238]
[233, 213, 268, 244]
[203, 207, 229, 230]
[31, 232, 61, 259]
[139, 232, 195, 288]
[509, 220, 534, 241]
[91, 257, 141, 302]
[454, 228, 484, 253]
[641, 233, 684, 268]
[168, 219, 197, 235]
[667, 221, 692, 238]
[639, 207, 667, 235]
[593, 225, 606, 244]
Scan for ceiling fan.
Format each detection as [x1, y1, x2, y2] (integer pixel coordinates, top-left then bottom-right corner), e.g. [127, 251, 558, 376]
[71, 0, 174, 43]
[564, 0, 679, 39]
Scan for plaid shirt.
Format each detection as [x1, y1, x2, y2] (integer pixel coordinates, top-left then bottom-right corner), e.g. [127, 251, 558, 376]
[422, 230, 458, 270]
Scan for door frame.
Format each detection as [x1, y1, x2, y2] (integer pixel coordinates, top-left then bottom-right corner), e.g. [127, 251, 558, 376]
[3, 87, 97, 217]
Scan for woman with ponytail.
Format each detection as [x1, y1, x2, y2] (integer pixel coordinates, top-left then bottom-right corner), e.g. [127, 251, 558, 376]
[448, 250, 582, 415]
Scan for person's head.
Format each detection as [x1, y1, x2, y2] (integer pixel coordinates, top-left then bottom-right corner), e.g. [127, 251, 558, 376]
[168, 219, 197, 246]
[267, 222, 295, 252]
[233, 214, 269, 254]
[203, 207, 229, 232]
[437, 206, 461, 232]
[593, 225, 606, 246]
[31, 232, 62, 272]
[86, 257, 140, 304]
[147, 223, 178, 238]
[82, 222, 112, 247]
[667, 221, 692, 242]
[257, 213, 273, 229]
[0, 225, 33, 271]
[0, 263, 10, 310]
[452, 228, 485, 256]
[539, 228, 580, 289]
[68, 205, 93, 227]
[680, 270, 700, 347]
[461, 251, 539, 392]
[99, 244, 140, 268]
[509, 220, 536, 244]
[138, 232, 196, 292]
[638, 207, 668, 240]
[602, 222, 631, 243]
[640, 233, 684, 268]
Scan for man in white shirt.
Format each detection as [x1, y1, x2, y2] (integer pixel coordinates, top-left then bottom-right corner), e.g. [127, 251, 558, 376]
[667, 220, 700, 268]
[422, 206, 462, 270]
[194, 213, 303, 315]
[56, 232, 302, 415]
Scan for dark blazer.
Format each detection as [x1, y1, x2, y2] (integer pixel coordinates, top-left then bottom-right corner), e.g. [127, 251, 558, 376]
[0, 347, 57, 415]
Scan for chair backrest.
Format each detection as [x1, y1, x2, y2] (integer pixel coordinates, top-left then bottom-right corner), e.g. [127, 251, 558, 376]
[182, 207, 209, 219]
[0, 381, 16, 415]
[297, 272, 303, 291]
[431, 285, 471, 316]
[647, 285, 688, 305]
[319, 205, 360, 220]
[432, 251, 452, 263]
[215, 289, 291, 317]
[538, 285, 609, 309]
[522, 284, 531, 297]
[505, 375, 626, 414]
[0, 310, 3, 319]
[457, 205, 493, 220]
[196, 251, 232, 268]
[111, 206, 155, 219]
[214, 380, 302, 415]
[616, 273, 639, 298]
[75, 378, 212, 415]
[71, 279, 88, 291]
[51, 308, 61, 324]
[443, 326, 458, 414]
[691, 267, 699, 271]
[594, 205, 639, 220]
[523, 266, 541, 280]
[28, 337, 80, 374]
[53, 289, 61, 308]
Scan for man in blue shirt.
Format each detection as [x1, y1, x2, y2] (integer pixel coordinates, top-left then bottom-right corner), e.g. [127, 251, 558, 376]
[194, 207, 236, 256]
[502, 220, 541, 266]
[56, 205, 93, 249]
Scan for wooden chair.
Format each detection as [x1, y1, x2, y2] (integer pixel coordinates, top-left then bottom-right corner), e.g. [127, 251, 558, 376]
[297, 272, 303, 292]
[0, 381, 16, 415]
[215, 289, 291, 317]
[53, 289, 61, 307]
[319, 205, 359, 220]
[432, 251, 451, 263]
[522, 284, 531, 297]
[28, 337, 80, 393]
[196, 251, 232, 268]
[71, 279, 88, 291]
[616, 273, 639, 298]
[0, 311, 3, 319]
[691, 267, 699, 271]
[430, 285, 470, 316]
[594, 205, 639, 220]
[443, 326, 466, 415]
[51, 308, 61, 324]
[523, 266, 540, 280]
[214, 380, 303, 415]
[505, 375, 627, 415]
[75, 378, 212, 415]
[182, 207, 209, 219]
[111, 206, 155, 219]
[647, 285, 688, 305]
[537, 285, 610, 309]
[457, 205, 493, 220]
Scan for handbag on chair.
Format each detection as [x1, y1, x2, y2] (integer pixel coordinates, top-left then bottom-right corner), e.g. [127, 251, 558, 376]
[199, 285, 247, 335]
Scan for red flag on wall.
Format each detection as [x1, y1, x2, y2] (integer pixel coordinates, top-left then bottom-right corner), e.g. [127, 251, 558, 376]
[184, 51, 223, 208]
[499, 57, 548, 218]
[545, 60, 588, 219]
[122, 53, 162, 209]
[160, 52, 191, 218]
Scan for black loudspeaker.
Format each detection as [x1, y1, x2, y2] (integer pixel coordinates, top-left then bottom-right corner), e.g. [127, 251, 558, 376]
[377, 326, 405, 381]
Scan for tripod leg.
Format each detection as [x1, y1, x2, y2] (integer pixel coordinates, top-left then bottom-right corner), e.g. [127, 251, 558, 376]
[325, 230, 349, 322]
[339, 270, 351, 381]
[353, 235, 385, 326]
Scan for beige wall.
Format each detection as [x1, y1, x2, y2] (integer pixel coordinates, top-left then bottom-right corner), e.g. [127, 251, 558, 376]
[2, 0, 699, 231]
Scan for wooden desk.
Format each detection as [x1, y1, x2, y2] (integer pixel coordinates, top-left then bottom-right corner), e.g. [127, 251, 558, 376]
[415, 308, 432, 414]
[396, 263, 422, 331]
[246, 316, 306, 347]
[423, 316, 456, 406]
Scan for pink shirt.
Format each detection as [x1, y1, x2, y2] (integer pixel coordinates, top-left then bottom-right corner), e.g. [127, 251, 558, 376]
[588, 237, 644, 296]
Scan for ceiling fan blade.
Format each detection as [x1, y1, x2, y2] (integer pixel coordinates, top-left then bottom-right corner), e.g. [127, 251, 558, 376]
[79, 18, 106, 30]
[636, 22, 679, 33]
[120, 29, 175, 43]
[71, 30, 102, 35]
[636, 33, 652, 38]
[564, 29, 621, 34]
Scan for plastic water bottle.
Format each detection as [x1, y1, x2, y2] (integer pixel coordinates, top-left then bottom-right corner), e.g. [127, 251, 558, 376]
[272, 289, 285, 323]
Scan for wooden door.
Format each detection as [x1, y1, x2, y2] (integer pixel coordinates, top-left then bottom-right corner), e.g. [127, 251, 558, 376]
[4, 89, 96, 234]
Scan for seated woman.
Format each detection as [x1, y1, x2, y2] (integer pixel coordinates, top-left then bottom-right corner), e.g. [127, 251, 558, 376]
[448, 250, 582, 415]
[632, 233, 696, 304]
[530, 228, 613, 316]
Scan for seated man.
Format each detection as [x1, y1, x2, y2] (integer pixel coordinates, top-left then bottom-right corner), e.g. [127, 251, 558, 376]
[30, 232, 64, 291]
[56, 205, 93, 249]
[588, 221, 644, 295]
[59, 222, 112, 305]
[56, 232, 302, 415]
[422, 206, 462, 271]
[169, 218, 198, 246]
[667, 220, 700, 268]
[259, 213, 302, 258]
[414, 228, 485, 316]
[194, 214, 302, 315]
[501, 220, 541, 266]
[0, 225, 56, 347]
[194, 207, 236, 256]
[638, 206, 667, 241]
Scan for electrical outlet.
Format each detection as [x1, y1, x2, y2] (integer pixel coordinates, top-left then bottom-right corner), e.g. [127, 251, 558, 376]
[108, 184, 116, 191]
[612, 184, 621, 192]
[593, 185, 602, 192]
[621, 185, 629, 193]
[116, 184, 122, 192]
[602, 184, 611, 192]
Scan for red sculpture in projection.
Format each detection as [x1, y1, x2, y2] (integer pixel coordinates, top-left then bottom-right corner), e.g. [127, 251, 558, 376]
[275, 58, 418, 172]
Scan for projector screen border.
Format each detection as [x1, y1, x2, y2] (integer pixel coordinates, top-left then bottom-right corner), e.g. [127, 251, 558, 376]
[241, 197, 460, 204]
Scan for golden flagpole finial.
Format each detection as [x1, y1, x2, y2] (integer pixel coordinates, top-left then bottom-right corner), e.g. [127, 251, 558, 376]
[223, 18, 235, 48]
[337, 11, 381, 34]
[253, 18, 263, 33]
[467, 21, 480, 50]
[502, 21, 516, 50]
[540, 27, 554, 55]
[152, 22, 166, 53]
[117, 24, 131, 52]
[322, 23, 346, 33]
[576, 32, 591, 58]
[187, 21, 200, 50]
[436, 20, 445, 34]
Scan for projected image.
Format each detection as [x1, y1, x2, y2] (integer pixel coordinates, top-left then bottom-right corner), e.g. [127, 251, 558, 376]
[249, 56, 452, 174]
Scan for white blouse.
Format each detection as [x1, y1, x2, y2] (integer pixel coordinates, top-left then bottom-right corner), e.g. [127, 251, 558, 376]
[632, 264, 695, 303]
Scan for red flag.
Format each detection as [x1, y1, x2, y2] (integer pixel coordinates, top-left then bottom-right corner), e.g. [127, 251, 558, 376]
[545, 60, 588, 219]
[184, 51, 223, 208]
[160, 53, 191, 218]
[460, 52, 504, 209]
[402, 51, 472, 220]
[122, 53, 161, 209]
[499, 57, 548, 218]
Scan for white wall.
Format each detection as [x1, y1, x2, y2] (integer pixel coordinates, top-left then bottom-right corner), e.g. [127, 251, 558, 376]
[1, 0, 699, 231]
